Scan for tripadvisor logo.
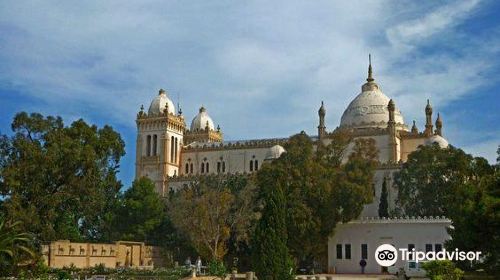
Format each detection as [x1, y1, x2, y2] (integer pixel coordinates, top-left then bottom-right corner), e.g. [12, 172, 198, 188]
[375, 244, 398, 266]
[375, 244, 482, 267]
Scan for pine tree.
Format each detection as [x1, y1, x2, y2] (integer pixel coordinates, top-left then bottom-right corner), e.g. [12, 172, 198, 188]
[378, 177, 389, 218]
[252, 182, 294, 280]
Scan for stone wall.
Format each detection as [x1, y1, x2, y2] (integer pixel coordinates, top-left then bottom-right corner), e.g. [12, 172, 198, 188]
[42, 240, 164, 269]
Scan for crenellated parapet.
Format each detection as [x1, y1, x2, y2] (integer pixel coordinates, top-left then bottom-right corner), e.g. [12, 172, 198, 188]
[136, 112, 186, 133]
[184, 128, 223, 144]
[183, 138, 288, 152]
[354, 216, 451, 224]
[167, 172, 255, 182]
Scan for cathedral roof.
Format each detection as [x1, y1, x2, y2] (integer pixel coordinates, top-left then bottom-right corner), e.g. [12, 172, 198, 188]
[190, 106, 215, 131]
[340, 57, 406, 130]
[425, 135, 449, 148]
[148, 89, 176, 116]
[265, 145, 286, 160]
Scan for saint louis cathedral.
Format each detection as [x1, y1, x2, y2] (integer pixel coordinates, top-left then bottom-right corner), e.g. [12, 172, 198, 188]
[135, 58, 452, 273]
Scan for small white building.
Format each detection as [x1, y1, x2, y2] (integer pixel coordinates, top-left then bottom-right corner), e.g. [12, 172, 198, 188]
[328, 217, 452, 274]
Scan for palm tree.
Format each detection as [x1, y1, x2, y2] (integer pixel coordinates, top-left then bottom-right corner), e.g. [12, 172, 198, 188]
[0, 215, 36, 270]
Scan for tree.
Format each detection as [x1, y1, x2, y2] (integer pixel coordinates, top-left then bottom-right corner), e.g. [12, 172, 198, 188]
[168, 175, 257, 261]
[422, 260, 464, 280]
[395, 144, 492, 217]
[252, 168, 294, 280]
[111, 177, 165, 243]
[395, 144, 499, 273]
[0, 112, 125, 242]
[257, 132, 377, 268]
[0, 216, 36, 276]
[378, 177, 389, 218]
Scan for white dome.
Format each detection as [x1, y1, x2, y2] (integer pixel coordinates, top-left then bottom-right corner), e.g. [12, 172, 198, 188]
[265, 145, 285, 160]
[148, 89, 176, 116]
[340, 85, 405, 129]
[425, 135, 449, 148]
[191, 106, 215, 131]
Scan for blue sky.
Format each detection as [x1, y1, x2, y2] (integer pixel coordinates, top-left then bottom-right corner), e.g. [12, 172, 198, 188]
[0, 0, 499, 188]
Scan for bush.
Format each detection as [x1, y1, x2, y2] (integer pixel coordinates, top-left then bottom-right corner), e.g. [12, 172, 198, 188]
[422, 260, 464, 280]
[208, 260, 227, 278]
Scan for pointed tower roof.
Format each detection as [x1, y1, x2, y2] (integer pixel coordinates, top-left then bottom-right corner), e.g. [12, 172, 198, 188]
[318, 101, 326, 116]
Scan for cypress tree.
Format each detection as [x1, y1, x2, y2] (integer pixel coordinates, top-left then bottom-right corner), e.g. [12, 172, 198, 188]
[378, 177, 389, 218]
[252, 184, 294, 280]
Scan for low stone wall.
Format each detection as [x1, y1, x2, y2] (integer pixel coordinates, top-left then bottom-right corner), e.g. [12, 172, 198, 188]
[41, 240, 164, 269]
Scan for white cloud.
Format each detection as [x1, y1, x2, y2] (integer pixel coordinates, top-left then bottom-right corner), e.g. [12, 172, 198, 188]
[386, 0, 481, 50]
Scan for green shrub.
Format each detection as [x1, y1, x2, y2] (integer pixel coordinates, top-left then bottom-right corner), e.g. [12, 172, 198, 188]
[422, 260, 465, 280]
[208, 260, 227, 278]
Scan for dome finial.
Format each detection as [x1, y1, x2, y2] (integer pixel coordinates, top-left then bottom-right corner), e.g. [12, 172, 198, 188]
[367, 54, 374, 82]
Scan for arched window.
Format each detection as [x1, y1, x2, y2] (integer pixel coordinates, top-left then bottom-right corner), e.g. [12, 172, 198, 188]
[185, 163, 189, 174]
[190, 163, 193, 173]
[201, 163, 205, 173]
[170, 136, 174, 162]
[206, 162, 209, 173]
[217, 162, 221, 173]
[222, 161, 226, 173]
[153, 135, 158, 156]
[146, 135, 151, 156]
[255, 160, 259, 171]
[249, 160, 253, 171]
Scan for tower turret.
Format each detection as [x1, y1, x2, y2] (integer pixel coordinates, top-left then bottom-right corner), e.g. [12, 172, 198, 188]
[318, 101, 326, 139]
[424, 99, 433, 136]
[435, 113, 443, 136]
[411, 120, 419, 134]
[387, 99, 398, 162]
[387, 99, 395, 126]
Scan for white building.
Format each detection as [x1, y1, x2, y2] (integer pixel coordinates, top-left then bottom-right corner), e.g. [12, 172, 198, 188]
[328, 217, 451, 274]
[135, 58, 452, 273]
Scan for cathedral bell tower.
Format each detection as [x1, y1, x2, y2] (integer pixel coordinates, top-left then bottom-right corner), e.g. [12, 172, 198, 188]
[135, 89, 186, 196]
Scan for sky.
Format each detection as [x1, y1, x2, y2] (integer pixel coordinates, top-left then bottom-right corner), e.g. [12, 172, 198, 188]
[0, 0, 499, 188]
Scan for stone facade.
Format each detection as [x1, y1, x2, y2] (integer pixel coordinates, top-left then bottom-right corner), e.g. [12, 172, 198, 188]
[41, 240, 164, 269]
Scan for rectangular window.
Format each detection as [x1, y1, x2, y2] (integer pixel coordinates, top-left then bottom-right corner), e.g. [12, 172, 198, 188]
[425, 244, 433, 253]
[336, 244, 342, 259]
[345, 244, 351, 260]
[361, 244, 368, 260]
[408, 244, 415, 260]
[435, 244, 443, 252]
